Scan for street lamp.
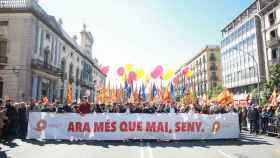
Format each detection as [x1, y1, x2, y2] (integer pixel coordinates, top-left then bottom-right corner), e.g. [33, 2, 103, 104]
[232, 47, 261, 106]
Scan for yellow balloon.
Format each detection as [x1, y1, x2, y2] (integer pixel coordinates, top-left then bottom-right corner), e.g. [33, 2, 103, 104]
[125, 64, 133, 72]
[136, 68, 145, 80]
[186, 70, 193, 78]
[163, 69, 174, 81]
[120, 74, 126, 81]
[144, 74, 150, 81]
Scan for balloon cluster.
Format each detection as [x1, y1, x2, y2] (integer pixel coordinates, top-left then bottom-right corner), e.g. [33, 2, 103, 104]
[106, 64, 193, 84]
[116, 64, 145, 84]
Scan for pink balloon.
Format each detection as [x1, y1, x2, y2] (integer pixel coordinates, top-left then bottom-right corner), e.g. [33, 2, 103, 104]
[182, 67, 189, 75]
[117, 67, 125, 76]
[150, 70, 158, 79]
[101, 66, 109, 75]
[155, 65, 163, 74]
[128, 71, 136, 81]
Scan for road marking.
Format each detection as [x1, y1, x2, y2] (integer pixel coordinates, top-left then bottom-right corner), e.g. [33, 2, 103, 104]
[217, 150, 234, 158]
[140, 142, 144, 158]
[147, 142, 154, 158]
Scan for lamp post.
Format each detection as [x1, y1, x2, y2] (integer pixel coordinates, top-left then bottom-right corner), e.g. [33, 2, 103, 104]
[232, 47, 261, 106]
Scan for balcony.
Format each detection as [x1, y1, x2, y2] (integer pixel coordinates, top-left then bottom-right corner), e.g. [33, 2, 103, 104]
[268, 58, 280, 65]
[0, 56, 8, 64]
[31, 59, 62, 77]
[267, 36, 280, 48]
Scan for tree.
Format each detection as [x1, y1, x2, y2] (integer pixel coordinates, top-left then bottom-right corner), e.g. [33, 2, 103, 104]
[265, 64, 280, 92]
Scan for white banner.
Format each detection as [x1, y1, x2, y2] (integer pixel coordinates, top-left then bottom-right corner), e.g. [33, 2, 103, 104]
[27, 112, 240, 140]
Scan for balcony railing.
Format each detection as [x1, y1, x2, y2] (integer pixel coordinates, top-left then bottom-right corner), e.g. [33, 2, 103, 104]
[267, 36, 280, 48]
[0, 56, 8, 63]
[268, 58, 280, 65]
[31, 59, 62, 77]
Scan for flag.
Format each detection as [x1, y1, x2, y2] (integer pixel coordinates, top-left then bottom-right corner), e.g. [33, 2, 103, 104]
[163, 82, 171, 102]
[66, 82, 72, 105]
[182, 86, 186, 97]
[170, 82, 175, 100]
[271, 89, 277, 106]
[133, 84, 139, 103]
[215, 90, 233, 106]
[151, 83, 158, 98]
[158, 81, 163, 101]
[140, 83, 147, 101]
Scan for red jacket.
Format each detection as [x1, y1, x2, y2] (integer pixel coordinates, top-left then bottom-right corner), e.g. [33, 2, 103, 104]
[79, 102, 91, 114]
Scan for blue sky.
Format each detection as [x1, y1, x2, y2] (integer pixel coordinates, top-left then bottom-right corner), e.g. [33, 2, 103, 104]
[39, 0, 254, 82]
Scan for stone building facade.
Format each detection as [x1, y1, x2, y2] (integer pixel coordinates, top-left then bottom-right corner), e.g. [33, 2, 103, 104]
[176, 45, 222, 97]
[0, 0, 106, 102]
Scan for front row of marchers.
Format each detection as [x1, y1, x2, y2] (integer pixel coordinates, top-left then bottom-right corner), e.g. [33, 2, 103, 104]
[0, 98, 280, 140]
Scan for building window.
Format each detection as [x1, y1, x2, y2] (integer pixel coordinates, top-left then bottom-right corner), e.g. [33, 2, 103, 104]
[209, 53, 216, 61]
[203, 56, 206, 63]
[44, 49, 49, 65]
[69, 63, 73, 83]
[62, 46, 66, 52]
[39, 30, 44, 56]
[46, 33, 50, 40]
[76, 68, 80, 84]
[268, 11, 276, 26]
[0, 21, 8, 26]
[270, 29, 277, 40]
[61, 59, 66, 72]
[211, 72, 217, 81]
[272, 48, 278, 59]
[210, 63, 217, 71]
[0, 39, 7, 56]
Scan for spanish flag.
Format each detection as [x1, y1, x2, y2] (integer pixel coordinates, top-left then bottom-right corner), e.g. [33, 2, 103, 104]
[66, 82, 73, 105]
[215, 90, 233, 106]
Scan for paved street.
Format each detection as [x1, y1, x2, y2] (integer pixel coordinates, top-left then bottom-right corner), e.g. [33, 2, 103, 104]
[0, 133, 279, 158]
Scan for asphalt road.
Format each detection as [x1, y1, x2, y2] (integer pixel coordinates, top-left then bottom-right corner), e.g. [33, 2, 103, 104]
[1, 133, 280, 158]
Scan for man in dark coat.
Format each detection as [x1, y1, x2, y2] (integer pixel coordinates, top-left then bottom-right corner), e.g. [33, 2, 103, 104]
[4, 99, 18, 139]
[18, 103, 28, 139]
[248, 106, 259, 134]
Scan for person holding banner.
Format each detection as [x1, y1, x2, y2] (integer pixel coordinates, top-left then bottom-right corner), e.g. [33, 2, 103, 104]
[79, 97, 91, 114]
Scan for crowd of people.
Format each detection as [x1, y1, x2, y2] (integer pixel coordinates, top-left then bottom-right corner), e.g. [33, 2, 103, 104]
[0, 96, 280, 140]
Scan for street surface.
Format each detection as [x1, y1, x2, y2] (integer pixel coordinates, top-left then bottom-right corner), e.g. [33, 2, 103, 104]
[0, 133, 279, 158]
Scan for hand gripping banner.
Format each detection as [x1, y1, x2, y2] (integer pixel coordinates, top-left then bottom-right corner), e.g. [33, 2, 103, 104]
[27, 112, 240, 140]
